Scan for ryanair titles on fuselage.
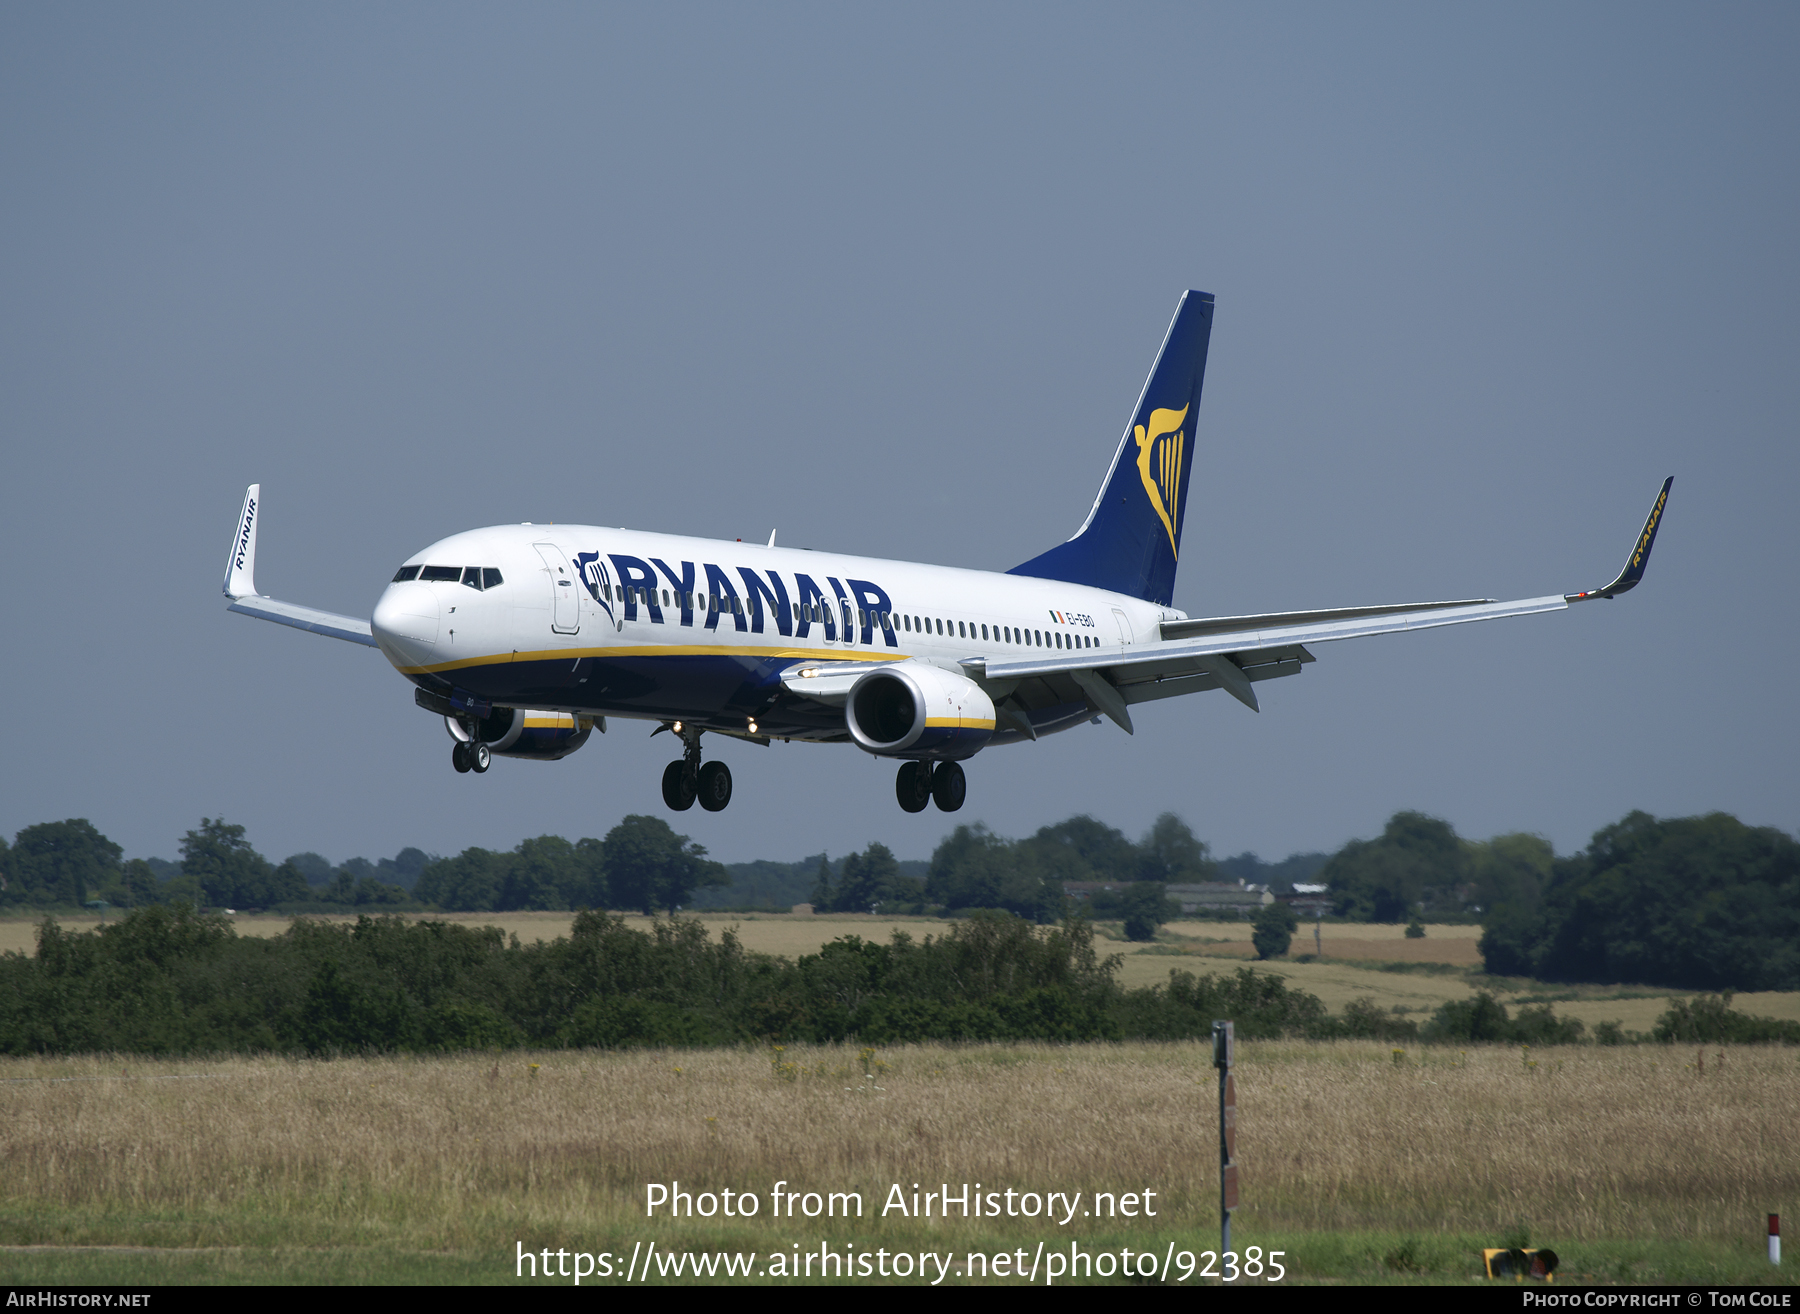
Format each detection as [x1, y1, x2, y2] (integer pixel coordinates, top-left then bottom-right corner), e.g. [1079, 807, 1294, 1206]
[593, 548, 896, 645]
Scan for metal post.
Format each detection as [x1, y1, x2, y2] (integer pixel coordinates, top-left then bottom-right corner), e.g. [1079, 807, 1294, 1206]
[1213, 1020, 1237, 1265]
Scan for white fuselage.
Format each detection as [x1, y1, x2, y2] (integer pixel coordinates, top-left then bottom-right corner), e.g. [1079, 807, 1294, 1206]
[370, 523, 1180, 743]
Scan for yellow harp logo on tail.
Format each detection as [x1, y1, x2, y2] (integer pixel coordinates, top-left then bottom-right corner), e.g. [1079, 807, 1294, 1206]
[1134, 405, 1188, 558]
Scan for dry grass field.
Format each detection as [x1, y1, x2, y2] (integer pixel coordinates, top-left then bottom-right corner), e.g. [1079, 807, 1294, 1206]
[2, 1041, 1796, 1284]
[0, 910, 941, 957]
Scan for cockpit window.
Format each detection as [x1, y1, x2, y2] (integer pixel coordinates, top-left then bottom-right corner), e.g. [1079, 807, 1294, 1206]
[461, 566, 484, 589]
[420, 566, 461, 582]
[392, 565, 421, 582]
[482, 568, 503, 589]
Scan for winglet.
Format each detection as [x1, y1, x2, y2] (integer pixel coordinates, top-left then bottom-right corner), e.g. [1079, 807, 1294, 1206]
[223, 484, 260, 598]
[1566, 477, 1672, 602]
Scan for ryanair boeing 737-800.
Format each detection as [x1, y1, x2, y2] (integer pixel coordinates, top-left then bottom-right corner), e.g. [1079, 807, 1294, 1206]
[222, 291, 1670, 815]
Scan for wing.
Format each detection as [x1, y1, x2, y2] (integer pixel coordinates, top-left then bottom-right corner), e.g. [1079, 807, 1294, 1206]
[976, 477, 1673, 732]
[221, 484, 379, 648]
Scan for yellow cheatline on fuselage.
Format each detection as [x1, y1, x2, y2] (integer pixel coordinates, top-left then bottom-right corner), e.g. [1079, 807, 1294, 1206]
[393, 643, 912, 676]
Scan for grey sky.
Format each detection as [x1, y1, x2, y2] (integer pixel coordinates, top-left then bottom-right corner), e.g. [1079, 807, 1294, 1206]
[3, 4, 1795, 871]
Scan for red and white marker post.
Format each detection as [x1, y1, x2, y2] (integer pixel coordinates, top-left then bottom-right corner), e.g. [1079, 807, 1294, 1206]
[1771, 1214, 1781, 1266]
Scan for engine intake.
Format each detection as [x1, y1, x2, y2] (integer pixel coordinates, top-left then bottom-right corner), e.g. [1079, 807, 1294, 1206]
[845, 664, 995, 760]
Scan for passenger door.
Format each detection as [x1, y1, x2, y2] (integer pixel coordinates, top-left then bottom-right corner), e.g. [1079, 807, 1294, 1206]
[533, 543, 581, 635]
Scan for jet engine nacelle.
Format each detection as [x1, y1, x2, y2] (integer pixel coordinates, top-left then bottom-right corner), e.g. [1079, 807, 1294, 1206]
[445, 707, 593, 760]
[846, 664, 995, 760]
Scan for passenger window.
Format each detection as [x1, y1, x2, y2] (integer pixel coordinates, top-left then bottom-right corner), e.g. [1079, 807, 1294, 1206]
[483, 568, 503, 589]
[392, 565, 420, 582]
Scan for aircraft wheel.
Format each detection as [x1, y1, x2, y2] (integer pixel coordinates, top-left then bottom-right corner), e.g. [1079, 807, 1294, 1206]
[471, 742, 492, 773]
[662, 759, 697, 811]
[452, 743, 471, 774]
[931, 760, 966, 812]
[697, 760, 733, 812]
[895, 760, 931, 813]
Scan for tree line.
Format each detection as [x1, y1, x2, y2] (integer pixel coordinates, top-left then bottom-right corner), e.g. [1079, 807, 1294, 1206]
[0, 904, 1408, 1056]
[5, 804, 1795, 993]
[5, 902, 1787, 1057]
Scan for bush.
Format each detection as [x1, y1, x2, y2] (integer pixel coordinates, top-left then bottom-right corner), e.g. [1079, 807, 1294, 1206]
[1421, 992, 1583, 1045]
[1123, 912, 1158, 942]
[1251, 901, 1299, 959]
[1653, 994, 1800, 1044]
[1424, 993, 1510, 1043]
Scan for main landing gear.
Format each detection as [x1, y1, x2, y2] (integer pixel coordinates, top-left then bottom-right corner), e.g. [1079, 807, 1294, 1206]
[895, 760, 964, 813]
[451, 740, 491, 774]
[661, 725, 732, 812]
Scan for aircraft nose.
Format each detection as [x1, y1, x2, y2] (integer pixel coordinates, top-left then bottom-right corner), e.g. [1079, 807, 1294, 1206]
[372, 583, 439, 659]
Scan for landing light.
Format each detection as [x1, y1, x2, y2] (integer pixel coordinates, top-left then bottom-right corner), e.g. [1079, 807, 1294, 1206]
[748, 719, 759, 734]
[673, 721, 682, 732]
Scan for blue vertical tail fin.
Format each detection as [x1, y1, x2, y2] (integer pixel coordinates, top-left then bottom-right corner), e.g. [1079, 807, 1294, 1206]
[1008, 290, 1214, 606]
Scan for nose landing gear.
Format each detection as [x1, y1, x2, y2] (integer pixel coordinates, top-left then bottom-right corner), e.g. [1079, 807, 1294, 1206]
[661, 723, 732, 812]
[895, 760, 964, 812]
